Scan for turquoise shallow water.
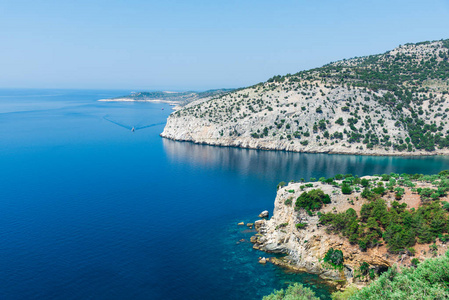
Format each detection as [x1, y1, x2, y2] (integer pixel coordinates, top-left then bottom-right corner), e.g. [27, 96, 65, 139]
[1, 89, 449, 299]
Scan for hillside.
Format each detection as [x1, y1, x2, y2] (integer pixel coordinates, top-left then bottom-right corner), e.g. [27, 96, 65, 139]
[99, 89, 234, 109]
[161, 39, 449, 155]
[251, 172, 449, 290]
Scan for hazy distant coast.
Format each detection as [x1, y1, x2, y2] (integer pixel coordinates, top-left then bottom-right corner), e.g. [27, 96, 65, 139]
[99, 98, 181, 109]
[99, 89, 234, 110]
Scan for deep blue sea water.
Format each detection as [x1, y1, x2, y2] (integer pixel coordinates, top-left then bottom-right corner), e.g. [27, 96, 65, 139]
[1, 89, 449, 300]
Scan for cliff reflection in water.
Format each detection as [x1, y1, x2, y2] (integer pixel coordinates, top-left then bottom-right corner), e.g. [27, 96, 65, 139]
[162, 139, 449, 182]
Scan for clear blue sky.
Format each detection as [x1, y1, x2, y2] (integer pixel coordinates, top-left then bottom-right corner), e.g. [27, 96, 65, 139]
[1, 0, 449, 90]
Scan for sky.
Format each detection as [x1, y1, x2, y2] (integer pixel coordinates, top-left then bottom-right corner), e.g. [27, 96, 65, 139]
[1, 0, 449, 91]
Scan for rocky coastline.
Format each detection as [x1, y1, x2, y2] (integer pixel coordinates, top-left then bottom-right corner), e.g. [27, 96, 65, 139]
[247, 177, 449, 289]
[161, 40, 449, 157]
[160, 131, 449, 156]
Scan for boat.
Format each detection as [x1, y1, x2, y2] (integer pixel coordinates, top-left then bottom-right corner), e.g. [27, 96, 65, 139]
[131, 127, 135, 132]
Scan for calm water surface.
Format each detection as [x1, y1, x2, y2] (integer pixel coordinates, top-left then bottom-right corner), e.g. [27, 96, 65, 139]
[1, 89, 449, 300]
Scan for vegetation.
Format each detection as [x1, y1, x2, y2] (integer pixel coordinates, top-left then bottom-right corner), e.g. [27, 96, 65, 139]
[295, 189, 331, 215]
[331, 285, 359, 300]
[349, 251, 449, 299]
[323, 248, 344, 268]
[262, 283, 319, 300]
[263, 251, 449, 299]
[277, 181, 287, 189]
[171, 39, 449, 155]
[318, 172, 449, 253]
[341, 183, 353, 194]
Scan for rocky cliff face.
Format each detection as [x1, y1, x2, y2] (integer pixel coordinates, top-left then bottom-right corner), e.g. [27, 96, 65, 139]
[250, 178, 449, 287]
[161, 39, 449, 156]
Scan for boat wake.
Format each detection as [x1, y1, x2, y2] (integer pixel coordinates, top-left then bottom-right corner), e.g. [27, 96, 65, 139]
[103, 115, 165, 132]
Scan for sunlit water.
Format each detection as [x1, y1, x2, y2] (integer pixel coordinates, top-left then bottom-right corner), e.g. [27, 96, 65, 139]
[1, 89, 449, 299]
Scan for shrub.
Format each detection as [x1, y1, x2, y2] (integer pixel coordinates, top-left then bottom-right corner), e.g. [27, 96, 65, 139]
[262, 283, 319, 300]
[325, 178, 335, 184]
[331, 285, 359, 300]
[277, 181, 286, 189]
[381, 174, 391, 181]
[394, 187, 405, 200]
[341, 183, 353, 195]
[296, 223, 306, 229]
[359, 262, 370, 276]
[295, 189, 331, 212]
[360, 178, 370, 187]
[361, 188, 376, 200]
[372, 186, 386, 195]
[407, 247, 416, 256]
[335, 117, 344, 125]
[323, 248, 344, 267]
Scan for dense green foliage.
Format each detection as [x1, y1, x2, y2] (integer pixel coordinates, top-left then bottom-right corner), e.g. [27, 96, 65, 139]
[331, 285, 359, 300]
[341, 183, 353, 194]
[320, 172, 449, 252]
[262, 283, 319, 300]
[323, 248, 344, 268]
[349, 251, 449, 299]
[264, 252, 449, 299]
[295, 189, 331, 215]
[320, 198, 449, 252]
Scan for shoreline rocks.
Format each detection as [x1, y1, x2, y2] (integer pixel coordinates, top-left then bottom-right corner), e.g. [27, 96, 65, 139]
[160, 134, 449, 157]
[258, 210, 269, 218]
[248, 181, 402, 288]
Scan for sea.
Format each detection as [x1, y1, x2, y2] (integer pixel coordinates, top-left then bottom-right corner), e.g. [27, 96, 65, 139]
[1, 89, 449, 300]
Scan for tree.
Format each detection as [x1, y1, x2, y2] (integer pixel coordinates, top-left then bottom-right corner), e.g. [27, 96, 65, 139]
[324, 248, 344, 267]
[341, 183, 353, 194]
[263, 283, 319, 300]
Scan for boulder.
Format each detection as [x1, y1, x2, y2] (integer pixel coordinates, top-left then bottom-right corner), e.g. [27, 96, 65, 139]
[259, 257, 267, 264]
[264, 243, 285, 252]
[255, 220, 264, 230]
[258, 210, 269, 218]
[237, 222, 244, 226]
[246, 223, 254, 228]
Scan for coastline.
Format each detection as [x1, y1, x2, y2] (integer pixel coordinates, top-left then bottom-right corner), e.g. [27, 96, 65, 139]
[249, 176, 449, 290]
[98, 98, 180, 104]
[159, 135, 449, 157]
[98, 98, 182, 110]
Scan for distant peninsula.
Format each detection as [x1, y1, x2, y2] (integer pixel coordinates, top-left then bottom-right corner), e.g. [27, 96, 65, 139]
[99, 89, 234, 110]
[161, 39, 449, 156]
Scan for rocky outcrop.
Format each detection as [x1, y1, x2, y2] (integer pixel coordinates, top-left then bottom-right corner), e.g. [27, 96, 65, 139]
[251, 183, 353, 283]
[258, 210, 269, 218]
[249, 179, 449, 287]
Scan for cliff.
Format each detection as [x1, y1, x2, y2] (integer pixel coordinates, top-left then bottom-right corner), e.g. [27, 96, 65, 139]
[161, 39, 449, 156]
[250, 174, 449, 288]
